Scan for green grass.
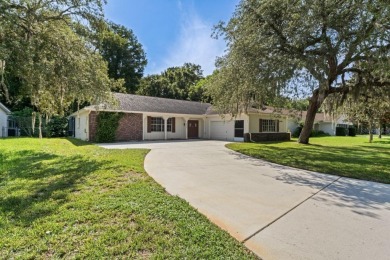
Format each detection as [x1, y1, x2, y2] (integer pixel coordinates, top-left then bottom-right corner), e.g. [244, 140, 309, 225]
[0, 138, 256, 259]
[227, 135, 390, 184]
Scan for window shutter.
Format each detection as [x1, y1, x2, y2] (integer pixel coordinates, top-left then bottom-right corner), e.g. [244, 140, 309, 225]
[276, 120, 279, 132]
[147, 116, 152, 133]
[259, 119, 263, 132]
[172, 118, 176, 133]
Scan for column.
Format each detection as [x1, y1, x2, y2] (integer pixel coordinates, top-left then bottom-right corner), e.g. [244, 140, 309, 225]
[143, 115, 147, 140]
[163, 116, 169, 140]
[184, 117, 189, 139]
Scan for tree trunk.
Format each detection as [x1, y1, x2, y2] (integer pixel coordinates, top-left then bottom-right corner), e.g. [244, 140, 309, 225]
[38, 113, 42, 139]
[298, 89, 327, 144]
[378, 123, 382, 139]
[368, 120, 373, 143]
[32, 111, 36, 136]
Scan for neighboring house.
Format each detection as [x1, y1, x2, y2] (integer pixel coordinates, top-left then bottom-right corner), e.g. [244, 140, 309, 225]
[0, 102, 11, 137]
[288, 111, 353, 136]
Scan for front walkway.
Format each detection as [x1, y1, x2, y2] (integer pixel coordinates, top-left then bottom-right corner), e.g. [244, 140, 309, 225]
[100, 140, 390, 260]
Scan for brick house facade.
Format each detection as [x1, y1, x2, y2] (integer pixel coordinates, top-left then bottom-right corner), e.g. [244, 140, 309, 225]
[88, 111, 143, 142]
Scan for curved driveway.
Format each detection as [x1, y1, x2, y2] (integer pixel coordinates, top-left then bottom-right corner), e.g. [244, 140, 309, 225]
[100, 140, 390, 260]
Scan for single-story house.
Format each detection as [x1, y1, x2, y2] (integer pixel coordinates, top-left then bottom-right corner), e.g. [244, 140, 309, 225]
[0, 102, 11, 137]
[70, 93, 294, 142]
[288, 111, 353, 135]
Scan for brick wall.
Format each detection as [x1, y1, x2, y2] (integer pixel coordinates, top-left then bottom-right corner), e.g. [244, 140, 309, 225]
[115, 113, 143, 141]
[89, 111, 143, 142]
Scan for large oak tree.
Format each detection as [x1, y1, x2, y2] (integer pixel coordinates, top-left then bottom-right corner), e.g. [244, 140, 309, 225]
[0, 0, 113, 137]
[210, 0, 390, 144]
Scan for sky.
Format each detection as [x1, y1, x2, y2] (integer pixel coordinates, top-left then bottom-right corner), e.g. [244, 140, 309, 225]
[104, 0, 239, 76]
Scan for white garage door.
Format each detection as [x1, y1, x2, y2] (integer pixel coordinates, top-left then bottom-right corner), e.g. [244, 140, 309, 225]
[210, 121, 233, 140]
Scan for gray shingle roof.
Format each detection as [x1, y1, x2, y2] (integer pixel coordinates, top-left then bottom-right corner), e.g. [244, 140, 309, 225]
[112, 93, 212, 115]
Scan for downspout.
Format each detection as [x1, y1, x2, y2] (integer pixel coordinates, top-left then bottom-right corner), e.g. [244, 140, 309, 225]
[86, 110, 91, 141]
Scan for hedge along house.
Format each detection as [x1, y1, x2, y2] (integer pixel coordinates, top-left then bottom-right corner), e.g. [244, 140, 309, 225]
[70, 93, 293, 142]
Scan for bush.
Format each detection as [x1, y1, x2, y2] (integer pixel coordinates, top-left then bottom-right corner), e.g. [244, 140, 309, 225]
[95, 112, 123, 143]
[311, 130, 330, 137]
[336, 127, 347, 136]
[47, 116, 68, 137]
[292, 126, 302, 138]
[348, 127, 357, 137]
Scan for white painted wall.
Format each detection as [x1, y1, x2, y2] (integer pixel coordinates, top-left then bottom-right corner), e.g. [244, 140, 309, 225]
[319, 122, 335, 135]
[287, 118, 299, 134]
[74, 111, 89, 141]
[167, 117, 186, 139]
[0, 107, 8, 137]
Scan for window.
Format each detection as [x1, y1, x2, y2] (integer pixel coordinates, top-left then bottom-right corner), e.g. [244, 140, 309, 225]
[151, 117, 164, 132]
[234, 120, 244, 137]
[260, 119, 278, 132]
[337, 124, 348, 128]
[167, 118, 172, 132]
[8, 119, 17, 128]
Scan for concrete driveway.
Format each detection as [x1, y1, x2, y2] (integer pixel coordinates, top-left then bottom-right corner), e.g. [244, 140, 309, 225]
[100, 140, 390, 260]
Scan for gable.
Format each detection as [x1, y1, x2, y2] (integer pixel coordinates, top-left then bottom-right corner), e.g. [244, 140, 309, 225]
[0, 102, 11, 114]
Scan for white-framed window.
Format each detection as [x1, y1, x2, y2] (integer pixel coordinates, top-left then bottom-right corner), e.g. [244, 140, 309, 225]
[260, 119, 278, 132]
[151, 117, 164, 132]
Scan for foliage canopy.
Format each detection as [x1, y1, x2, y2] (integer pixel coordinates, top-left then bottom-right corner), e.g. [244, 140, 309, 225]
[210, 0, 390, 143]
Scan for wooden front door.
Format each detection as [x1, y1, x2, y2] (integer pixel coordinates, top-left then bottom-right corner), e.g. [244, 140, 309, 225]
[187, 120, 199, 139]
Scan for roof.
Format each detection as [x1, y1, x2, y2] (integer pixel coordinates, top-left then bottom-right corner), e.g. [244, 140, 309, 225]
[299, 111, 335, 123]
[75, 93, 339, 122]
[0, 102, 11, 114]
[105, 93, 212, 115]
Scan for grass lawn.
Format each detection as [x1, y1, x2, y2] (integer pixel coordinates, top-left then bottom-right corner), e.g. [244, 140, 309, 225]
[227, 135, 390, 184]
[0, 138, 256, 259]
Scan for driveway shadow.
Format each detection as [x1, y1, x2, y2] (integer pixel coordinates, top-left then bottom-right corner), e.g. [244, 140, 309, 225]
[227, 149, 390, 219]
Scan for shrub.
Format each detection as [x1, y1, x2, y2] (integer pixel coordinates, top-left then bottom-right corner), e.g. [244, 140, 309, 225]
[311, 130, 330, 137]
[95, 112, 123, 143]
[47, 116, 68, 137]
[348, 127, 357, 137]
[292, 126, 302, 138]
[336, 127, 347, 136]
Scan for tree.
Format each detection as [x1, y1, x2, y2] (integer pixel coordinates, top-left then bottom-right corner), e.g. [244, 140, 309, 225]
[137, 63, 204, 100]
[0, 0, 113, 137]
[137, 75, 170, 97]
[97, 21, 147, 93]
[210, 0, 390, 144]
[335, 83, 390, 142]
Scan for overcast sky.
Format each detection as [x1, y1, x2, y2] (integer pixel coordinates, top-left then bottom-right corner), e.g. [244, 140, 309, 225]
[104, 0, 239, 76]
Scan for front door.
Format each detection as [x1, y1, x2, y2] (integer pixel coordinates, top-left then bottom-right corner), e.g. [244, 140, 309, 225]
[187, 120, 199, 139]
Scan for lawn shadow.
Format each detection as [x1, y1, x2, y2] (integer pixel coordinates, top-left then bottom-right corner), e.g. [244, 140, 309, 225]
[372, 139, 390, 145]
[229, 143, 389, 181]
[0, 149, 122, 227]
[65, 137, 94, 146]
